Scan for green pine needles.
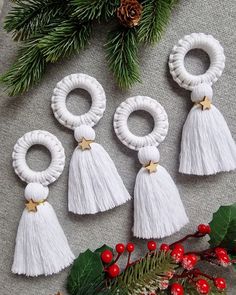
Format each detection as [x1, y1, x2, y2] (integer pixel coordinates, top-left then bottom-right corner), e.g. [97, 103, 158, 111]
[110, 251, 177, 294]
[106, 27, 140, 89]
[1, 0, 178, 96]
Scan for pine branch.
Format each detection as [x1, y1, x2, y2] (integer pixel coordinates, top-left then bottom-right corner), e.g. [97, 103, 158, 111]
[109, 251, 177, 294]
[0, 38, 46, 96]
[138, 0, 178, 44]
[4, 0, 69, 41]
[71, 0, 120, 22]
[105, 26, 140, 89]
[38, 20, 92, 63]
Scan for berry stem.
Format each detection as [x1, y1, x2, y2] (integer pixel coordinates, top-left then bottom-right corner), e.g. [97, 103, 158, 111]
[113, 253, 122, 264]
[170, 232, 205, 248]
[173, 268, 214, 281]
[125, 252, 132, 269]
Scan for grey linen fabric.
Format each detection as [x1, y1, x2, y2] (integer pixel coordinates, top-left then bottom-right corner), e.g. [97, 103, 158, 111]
[0, 0, 236, 294]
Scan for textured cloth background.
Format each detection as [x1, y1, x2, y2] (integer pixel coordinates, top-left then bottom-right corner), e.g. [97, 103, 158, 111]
[0, 1, 236, 294]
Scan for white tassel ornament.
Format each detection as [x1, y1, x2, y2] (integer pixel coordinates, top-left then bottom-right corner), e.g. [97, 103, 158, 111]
[114, 96, 188, 239]
[52, 74, 131, 215]
[169, 33, 236, 175]
[69, 125, 131, 214]
[12, 130, 74, 276]
[12, 183, 75, 276]
[180, 84, 236, 175]
[134, 146, 189, 239]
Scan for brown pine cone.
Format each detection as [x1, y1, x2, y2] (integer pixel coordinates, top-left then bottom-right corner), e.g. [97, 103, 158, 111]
[117, 0, 143, 28]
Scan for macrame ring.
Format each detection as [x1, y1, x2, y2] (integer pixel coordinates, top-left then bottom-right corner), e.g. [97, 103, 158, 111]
[114, 96, 169, 151]
[12, 130, 65, 186]
[51, 73, 106, 130]
[169, 33, 225, 90]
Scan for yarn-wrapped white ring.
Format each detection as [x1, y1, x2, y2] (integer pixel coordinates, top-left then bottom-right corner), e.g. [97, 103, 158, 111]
[114, 96, 169, 151]
[169, 33, 225, 90]
[51, 73, 106, 130]
[12, 130, 65, 186]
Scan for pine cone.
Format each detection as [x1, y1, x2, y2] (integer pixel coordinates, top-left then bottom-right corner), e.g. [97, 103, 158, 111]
[117, 0, 143, 28]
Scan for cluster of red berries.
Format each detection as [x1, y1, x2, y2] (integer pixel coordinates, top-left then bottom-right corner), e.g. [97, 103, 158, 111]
[169, 224, 226, 294]
[168, 243, 198, 270]
[100, 224, 228, 294]
[100, 242, 135, 278]
[170, 277, 226, 295]
[197, 224, 211, 235]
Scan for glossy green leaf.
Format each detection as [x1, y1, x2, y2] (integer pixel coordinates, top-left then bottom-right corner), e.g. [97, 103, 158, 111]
[209, 203, 236, 251]
[67, 249, 104, 295]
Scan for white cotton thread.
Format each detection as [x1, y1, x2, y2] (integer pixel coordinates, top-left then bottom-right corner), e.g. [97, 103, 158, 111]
[169, 33, 236, 175]
[114, 97, 189, 239]
[51, 73, 106, 129]
[169, 33, 225, 90]
[74, 125, 96, 142]
[12, 131, 74, 277]
[52, 73, 131, 215]
[12, 130, 65, 186]
[114, 96, 169, 151]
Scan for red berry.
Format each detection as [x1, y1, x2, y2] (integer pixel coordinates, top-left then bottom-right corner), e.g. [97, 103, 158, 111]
[116, 243, 125, 254]
[171, 248, 184, 263]
[182, 254, 198, 270]
[160, 243, 170, 252]
[101, 250, 113, 264]
[147, 240, 157, 251]
[171, 283, 184, 295]
[198, 224, 211, 234]
[126, 242, 135, 253]
[108, 263, 120, 278]
[218, 254, 230, 267]
[215, 248, 230, 266]
[215, 247, 228, 256]
[173, 244, 185, 254]
[196, 279, 210, 294]
[214, 277, 227, 291]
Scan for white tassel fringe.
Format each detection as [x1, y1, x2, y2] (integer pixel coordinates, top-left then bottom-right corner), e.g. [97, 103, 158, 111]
[12, 183, 75, 277]
[180, 83, 236, 175]
[68, 125, 131, 214]
[133, 146, 189, 239]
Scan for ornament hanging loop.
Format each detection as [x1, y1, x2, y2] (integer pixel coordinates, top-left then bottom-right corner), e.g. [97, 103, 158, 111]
[114, 95, 169, 151]
[169, 33, 225, 90]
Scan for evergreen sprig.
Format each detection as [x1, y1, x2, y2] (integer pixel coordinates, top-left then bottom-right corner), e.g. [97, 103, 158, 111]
[138, 0, 178, 44]
[1, 0, 178, 96]
[39, 20, 92, 62]
[0, 38, 46, 96]
[106, 27, 140, 89]
[71, 0, 120, 22]
[110, 251, 177, 294]
[4, 0, 70, 41]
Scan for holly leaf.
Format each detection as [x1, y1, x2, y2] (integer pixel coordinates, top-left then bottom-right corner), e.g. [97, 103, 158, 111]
[209, 203, 236, 251]
[67, 249, 105, 295]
